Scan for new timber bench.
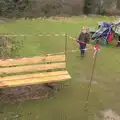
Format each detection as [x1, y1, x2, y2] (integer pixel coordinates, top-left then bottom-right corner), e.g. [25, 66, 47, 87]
[0, 54, 71, 88]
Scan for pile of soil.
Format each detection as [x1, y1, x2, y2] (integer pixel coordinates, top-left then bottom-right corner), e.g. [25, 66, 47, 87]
[0, 17, 10, 24]
[0, 83, 61, 104]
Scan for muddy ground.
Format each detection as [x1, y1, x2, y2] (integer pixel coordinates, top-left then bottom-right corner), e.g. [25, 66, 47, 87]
[0, 83, 62, 104]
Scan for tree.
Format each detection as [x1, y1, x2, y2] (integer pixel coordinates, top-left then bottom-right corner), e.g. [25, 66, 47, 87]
[83, 0, 92, 14]
[117, 0, 120, 10]
[0, 0, 29, 17]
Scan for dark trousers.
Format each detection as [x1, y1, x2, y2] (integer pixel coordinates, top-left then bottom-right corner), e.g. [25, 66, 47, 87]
[80, 43, 86, 55]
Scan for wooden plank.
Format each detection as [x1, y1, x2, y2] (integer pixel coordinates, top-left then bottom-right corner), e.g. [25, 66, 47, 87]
[0, 63, 66, 74]
[0, 55, 65, 67]
[0, 71, 69, 81]
[0, 74, 71, 88]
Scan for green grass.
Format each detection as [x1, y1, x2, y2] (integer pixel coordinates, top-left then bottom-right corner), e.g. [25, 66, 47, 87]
[0, 16, 120, 120]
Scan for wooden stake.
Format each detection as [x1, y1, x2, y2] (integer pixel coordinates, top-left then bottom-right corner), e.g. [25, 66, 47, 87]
[84, 50, 98, 111]
[65, 33, 68, 69]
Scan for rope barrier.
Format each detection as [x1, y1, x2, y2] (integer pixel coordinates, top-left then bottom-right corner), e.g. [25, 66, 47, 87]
[0, 45, 100, 61]
[0, 33, 76, 38]
[0, 33, 65, 37]
[0, 33, 100, 61]
[67, 35, 76, 40]
[0, 50, 78, 61]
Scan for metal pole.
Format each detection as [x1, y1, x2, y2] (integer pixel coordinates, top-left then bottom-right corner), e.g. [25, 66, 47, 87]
[65, 33, 68, 69]
[84, 50, 98, 111]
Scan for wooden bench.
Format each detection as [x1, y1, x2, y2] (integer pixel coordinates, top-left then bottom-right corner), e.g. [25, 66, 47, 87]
[0, 54, 71, 88]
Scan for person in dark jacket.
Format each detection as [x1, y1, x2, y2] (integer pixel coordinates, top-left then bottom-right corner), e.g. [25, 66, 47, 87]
[77, 27, 90, 57]
[116, 35, 120, 47]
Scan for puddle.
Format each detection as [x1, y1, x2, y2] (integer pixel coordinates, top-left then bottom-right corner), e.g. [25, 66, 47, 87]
[94, 109, 120, 120]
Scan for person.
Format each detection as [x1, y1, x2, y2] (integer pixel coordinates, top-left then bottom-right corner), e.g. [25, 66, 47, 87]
[116, 35, 120, 47]
[77, 27, 90, 57]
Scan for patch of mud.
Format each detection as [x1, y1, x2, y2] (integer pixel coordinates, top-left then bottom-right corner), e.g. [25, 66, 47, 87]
[0, 17, 13, 24]
[102, 109, 120, 120]
[0, 17, 9, 24]
[94, 109, 120, 120]
[0, 20, 7, 24]
[0, 83, 62, 104]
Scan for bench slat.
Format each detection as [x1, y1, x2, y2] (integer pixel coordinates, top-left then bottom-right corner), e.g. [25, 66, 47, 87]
[0, 55, 65, 67]
[0, 63, 66, 74]
[0, 71, 69, 81]
[0, 74, 71, 88]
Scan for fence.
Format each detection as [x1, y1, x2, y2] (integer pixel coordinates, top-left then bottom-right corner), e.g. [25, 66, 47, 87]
[0, 33, 81, 60]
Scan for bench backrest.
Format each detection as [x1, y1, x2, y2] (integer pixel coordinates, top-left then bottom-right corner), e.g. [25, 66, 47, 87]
[0, 54, 66, 76]
[0, 54, 71, 88]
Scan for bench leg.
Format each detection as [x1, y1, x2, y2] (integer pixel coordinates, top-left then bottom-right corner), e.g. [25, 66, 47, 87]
[44, 83, 55, 89]
[44, 83, 61, 92]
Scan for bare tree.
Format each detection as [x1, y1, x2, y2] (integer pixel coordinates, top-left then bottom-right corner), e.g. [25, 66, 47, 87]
[117, 0, 120, 10]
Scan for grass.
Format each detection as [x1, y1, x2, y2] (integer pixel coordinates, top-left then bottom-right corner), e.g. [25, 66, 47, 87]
[0, 16, 120, 120]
